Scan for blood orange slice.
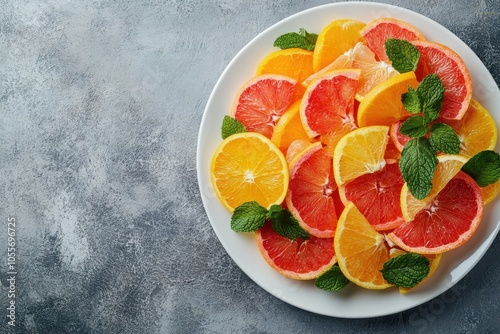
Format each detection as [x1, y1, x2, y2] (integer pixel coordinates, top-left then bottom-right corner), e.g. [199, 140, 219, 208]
[231, 74, 298, 138]
[339, 160, 404, 231]
[256, 221, 336, 280]
[360, 18, 425, 62]
[286, 142, 339, 238]
[389, 171, 484, 254]
[300, 69, 360, 152]
[412, 40, 472, 120]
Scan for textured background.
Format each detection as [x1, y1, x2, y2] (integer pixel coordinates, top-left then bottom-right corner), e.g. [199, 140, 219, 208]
[1, 0, 500, 333]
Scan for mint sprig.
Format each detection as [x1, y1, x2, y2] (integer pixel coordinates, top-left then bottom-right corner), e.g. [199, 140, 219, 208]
[315, 265, 350, 291]
[381, 253, 430, 288]
[221, 115, 246, 139]
[231, 201, 309, 240]
[273, 28, 318, 51]
[398, 74, 461, 199]
[385, 38, 420, 73]
[462, 150, 500, 187]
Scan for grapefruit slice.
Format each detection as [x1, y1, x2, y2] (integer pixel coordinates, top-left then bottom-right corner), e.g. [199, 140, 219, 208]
[335, 202, 392, 289]
[300, 69, 360, 152]
[412, 40, 472, 120]
[210, 132, 288, 212]
[339, 160, 404, 231]
[231, 74, 298, 138]
[256, 221, 337, 280]
[389, 171, 484, 254]
[286, 142, 338, 238]
[360, 17, 425, 62]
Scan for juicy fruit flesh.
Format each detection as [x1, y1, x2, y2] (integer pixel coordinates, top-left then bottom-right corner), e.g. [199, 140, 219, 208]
[389, 172, 484, 253]
[287, 143, 338, 238]
[232, 75, 297, 138]
[211, 133, 288, 211]
[341, 161, 404, 230]
[257, 222, 336, 279]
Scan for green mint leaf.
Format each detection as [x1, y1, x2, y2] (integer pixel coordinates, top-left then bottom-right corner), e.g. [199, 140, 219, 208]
[399, 116, 428, 138]
[462, 150, 500, 187]
[267, 205, 309, 240]
[381, 253, 430, 288]
[402, 86, 422, 114]
[385, 38, 420, 73]
[417, 74, 445, 124]
[315, 265, 350, 291]
[429, 123, 460, 154]
[231, 201, 268, 232]
[273, 28, 318, 51]
[221, 115, 246, 140]
[399, 137, 438, 199]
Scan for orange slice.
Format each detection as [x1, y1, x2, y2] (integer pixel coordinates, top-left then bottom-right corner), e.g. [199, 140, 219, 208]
[210, 132, 288, 212]
[271, 100, 310, 154]
[256, 48, 315, 83]
[389, 171, 484, 254]
[231, 74, 298, 138]
[334, 202, 392, 289]
[313, 19, 366, 72]
[333, 125, 389, 186]
[357, 71, 419, 127]
[256, 221, 337, 280]
[361, 17, 425, 62]
[401, 154, 468, 222]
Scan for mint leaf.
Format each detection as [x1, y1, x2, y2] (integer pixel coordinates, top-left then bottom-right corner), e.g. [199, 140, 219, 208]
[399, 137, 438, 199]
[385, 38, 420, 73]
[400, 116, 428, 138]
[231, 201, 268, 232]
[267, 205, 309, 240]
[402, 86, 421, 114]
[429, 123, 460, 154]
[221, 116, 246, 139]
[273, 28, 318, 51]
[315, 265, 350, 291]
[381, 253, 430, 288]
[418, 74, 445, 124]
[462, 150, 500, 187]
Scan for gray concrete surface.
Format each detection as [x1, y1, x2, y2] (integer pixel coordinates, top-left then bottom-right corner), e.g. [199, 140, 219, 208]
[1, 0, 500, 333]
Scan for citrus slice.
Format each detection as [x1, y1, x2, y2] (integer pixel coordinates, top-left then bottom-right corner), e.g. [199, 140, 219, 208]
[271, 100, 310, 154]
[389, 119, 412, 152]
[335, 202, 392, 289]
[401, 154, 468, 221]
[339, 160, 404, 231]
[300, 69, 360, 152]
[286, 142, 338, 238]
[256, 221, 337, 280]
[256, 48, 315, 83]
[412, 40, 472, 120]
[389, 171, 484, 254]
[313, 19, 366, 72]
[389, 248, 442, 294]
[210, 132, 288, 212]
[357, 71, 419, 127]
[231, 74, 298, 138]
[304, 42, 399, 100]
[333, 125, 389, 186]
[482, 180, 500, 205]
[447, 99, 498, 158]
[360, 17, 425, 62]
[285, 139, 310, 164]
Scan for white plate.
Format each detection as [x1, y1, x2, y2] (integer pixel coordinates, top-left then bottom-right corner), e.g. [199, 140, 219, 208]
[196, 1, 500, 318]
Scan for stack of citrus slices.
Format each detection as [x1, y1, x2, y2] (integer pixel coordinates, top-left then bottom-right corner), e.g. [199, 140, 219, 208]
[210, 17, 499, 292]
